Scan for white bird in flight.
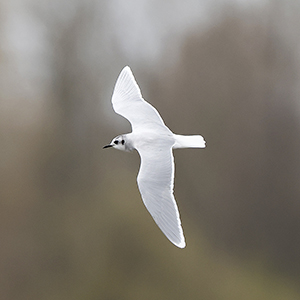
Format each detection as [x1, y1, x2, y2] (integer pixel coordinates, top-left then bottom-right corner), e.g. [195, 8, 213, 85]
[104, 66, 206, 248]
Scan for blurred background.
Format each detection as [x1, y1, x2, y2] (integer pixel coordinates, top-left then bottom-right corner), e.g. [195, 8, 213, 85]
[1, 0, 300, 299]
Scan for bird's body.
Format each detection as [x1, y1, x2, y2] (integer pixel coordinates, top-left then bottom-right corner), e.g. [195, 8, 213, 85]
[128, 130, 172, 151]
[104, 66, 205, 248]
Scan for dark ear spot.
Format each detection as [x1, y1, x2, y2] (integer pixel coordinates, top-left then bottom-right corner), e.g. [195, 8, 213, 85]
[121, 140, 125, 145]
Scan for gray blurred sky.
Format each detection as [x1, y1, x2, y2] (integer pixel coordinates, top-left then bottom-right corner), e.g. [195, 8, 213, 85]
[3, 0, 300, 124]
[1, 0, 267, 83]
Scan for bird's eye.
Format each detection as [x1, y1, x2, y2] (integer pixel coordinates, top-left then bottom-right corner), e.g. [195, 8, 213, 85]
[121, 140, 125, 145]
[114, 140, 119, 145]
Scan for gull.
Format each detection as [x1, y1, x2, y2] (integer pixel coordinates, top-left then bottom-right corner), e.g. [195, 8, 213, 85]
[104, 66, 206, 248]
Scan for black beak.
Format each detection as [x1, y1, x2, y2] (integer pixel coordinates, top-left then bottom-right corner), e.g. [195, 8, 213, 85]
[103, 144, 113, 149]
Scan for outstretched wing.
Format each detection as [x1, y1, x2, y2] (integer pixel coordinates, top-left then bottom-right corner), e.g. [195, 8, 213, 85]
[136, 142, 186, 248]
[112, 66, 170, 132]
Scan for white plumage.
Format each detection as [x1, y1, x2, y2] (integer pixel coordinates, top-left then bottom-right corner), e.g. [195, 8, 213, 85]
[104, 66, 206, 248]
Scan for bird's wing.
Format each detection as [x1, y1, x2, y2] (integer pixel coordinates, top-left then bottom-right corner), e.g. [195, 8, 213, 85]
[112, 66, 170, 132]
[136, 142, 186, 248]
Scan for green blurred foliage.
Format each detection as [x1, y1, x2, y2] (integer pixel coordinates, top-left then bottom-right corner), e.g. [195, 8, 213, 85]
[0, 2, 300, 300]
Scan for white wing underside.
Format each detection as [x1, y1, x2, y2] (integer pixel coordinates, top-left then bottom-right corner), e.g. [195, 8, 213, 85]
[137, 144, 186, 248]
[112, 66, 171, 133]
[111, 66, 185, 248]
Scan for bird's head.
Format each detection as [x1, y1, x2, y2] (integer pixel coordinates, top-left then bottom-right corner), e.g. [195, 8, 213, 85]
[103, 135, 129, 151]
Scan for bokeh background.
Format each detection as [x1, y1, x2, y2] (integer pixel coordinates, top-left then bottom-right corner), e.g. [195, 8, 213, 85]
[1, 0, 300, 299]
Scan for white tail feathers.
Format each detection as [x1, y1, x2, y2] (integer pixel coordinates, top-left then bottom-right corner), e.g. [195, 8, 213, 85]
[173, 134, 206, 149]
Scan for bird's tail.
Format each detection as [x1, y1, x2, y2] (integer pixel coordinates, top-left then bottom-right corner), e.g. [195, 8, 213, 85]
[173, 134, 206, 149]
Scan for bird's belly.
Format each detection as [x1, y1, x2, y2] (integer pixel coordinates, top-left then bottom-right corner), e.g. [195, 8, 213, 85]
[130, 131, 175, 150]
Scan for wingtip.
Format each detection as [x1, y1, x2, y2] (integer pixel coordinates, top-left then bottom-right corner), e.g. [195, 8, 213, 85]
[117, 66, 134, 83]
[113, 65, 142, 103]
[170, 234, 186, 248]
[121, 65, 131, 73]
[176, 240, 186, 249]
